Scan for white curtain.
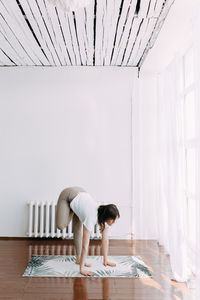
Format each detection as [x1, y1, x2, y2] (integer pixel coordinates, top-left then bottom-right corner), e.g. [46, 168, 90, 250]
[156, 7, 200, 288]
[133, 2, 200, 287]
[156, 59, 190, 282]
[194, 5, 200, 297]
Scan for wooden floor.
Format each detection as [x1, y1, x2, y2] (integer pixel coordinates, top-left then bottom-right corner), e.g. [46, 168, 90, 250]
[0, 239, 193, 300]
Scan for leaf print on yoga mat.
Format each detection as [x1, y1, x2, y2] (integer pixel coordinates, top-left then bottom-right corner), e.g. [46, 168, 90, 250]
[132, 256, 152, 277]
[22, 255, 152, 278]
[23, 256, 47, 276]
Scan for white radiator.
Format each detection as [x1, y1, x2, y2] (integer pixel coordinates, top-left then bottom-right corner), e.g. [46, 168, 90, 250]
[28, 201, 101, 239]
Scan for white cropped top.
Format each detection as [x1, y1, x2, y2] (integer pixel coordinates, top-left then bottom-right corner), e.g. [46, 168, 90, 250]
[70, 192, 110, 233]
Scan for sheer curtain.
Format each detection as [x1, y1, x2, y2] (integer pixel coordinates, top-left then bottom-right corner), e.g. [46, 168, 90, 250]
[156, 58, 189, 282]
[156, 7, 200, 288]
[132, 3, 200, 291]
[194, 6, 200, 297]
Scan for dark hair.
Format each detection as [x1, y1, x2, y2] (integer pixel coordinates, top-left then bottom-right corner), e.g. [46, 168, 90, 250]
[97, 204, 120, 232]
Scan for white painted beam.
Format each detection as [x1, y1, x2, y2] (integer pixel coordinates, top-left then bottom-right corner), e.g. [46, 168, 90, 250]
[112, 0, 137, 65]
[19, 0, 52, 65]
[92, 0, 104, 65]
[2, 0, 45, 65]
[67, 11, 83, 65]
[120, 17, 143, 66]
[0, 0, 175, 67]
[56, 9, 76, 65]
[0, 28, 23, 65]
[25, 0, 61, 65]
[132, 17, 157, 66]
[71, 9, 88, 65]
[84, 1, 94, 65]
[103, 0, 120, 65]
[39, 1, 67, 65]
[0, 1, 36, 65]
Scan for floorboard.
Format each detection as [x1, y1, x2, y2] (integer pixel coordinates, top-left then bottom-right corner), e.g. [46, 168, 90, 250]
[0, 239, 192, 300]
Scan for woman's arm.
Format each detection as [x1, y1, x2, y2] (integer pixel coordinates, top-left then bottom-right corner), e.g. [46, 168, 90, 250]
[80, 225, 94, 276]
[102, 227, 116, 267]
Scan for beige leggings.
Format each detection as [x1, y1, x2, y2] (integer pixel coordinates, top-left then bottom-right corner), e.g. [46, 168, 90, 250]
[56, 187, 86, 256]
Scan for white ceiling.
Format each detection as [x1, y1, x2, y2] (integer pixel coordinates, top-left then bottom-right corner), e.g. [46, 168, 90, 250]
[0, 0, 175, 67]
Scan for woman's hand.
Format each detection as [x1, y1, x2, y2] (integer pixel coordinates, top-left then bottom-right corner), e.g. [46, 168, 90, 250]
[80, 269, 94, 276]
[103, 261, 116, 267]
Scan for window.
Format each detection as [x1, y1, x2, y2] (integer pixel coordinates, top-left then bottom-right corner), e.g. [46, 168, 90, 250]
[180, 46, 197, 270]
[185, 90, 196, 140]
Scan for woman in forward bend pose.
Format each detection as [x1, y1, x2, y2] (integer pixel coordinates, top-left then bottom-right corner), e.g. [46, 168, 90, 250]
[56, 186, 120, 276]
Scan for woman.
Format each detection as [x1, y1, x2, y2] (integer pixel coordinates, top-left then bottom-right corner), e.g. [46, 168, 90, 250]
[56, 186, 120, 276]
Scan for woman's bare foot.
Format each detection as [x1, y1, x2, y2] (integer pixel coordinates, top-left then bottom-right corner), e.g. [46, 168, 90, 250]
[80, 269, 94, 276]
[84, 262, 92, 267]
[75, 260, 91, 267]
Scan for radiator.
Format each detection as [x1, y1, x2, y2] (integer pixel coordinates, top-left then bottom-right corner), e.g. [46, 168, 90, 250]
[28, 201, 101, 239]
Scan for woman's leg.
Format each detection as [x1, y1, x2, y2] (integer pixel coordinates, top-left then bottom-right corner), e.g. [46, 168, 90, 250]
[73, 215, 91, 267]
[56, 189, 74, 230]
[72, 214, 83, 257]
[56, 187, 91, 267]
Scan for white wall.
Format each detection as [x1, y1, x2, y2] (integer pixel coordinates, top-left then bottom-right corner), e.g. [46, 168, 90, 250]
[132, 72, 158, 239]
[0, 66, 137, 238]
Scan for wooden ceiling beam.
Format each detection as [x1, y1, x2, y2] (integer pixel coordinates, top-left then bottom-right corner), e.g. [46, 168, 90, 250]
[18, 0, 52, 65]
[0, 25, 24, 65]
[0, 0, 175, 67]
[40, 0, 68, 65]
[0, 1, 40, 65]
[111, 0, 137, 66]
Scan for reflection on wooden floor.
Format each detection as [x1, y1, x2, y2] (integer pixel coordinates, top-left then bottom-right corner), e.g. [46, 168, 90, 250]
[28, 243, 102, 259]
[0, 239, 194, 300]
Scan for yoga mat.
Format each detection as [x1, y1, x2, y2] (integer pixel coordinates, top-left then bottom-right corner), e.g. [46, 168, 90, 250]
[22, 255, 152, 278]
